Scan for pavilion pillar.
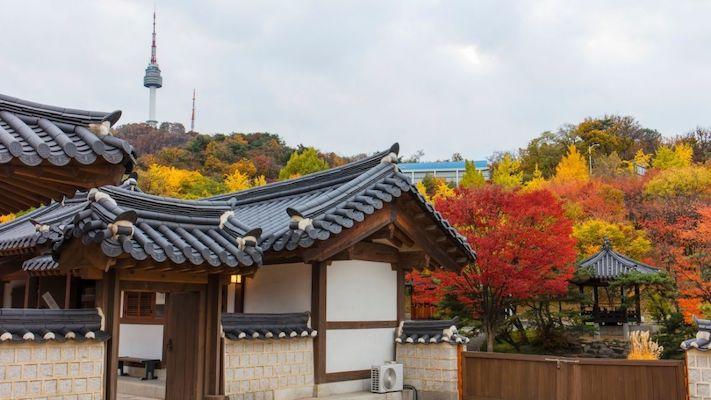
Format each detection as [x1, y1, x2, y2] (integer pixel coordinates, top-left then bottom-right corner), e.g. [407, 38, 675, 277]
[205, 274, 224, 397]
[634, 284, 641, 323]
[101, 269, 120, 400]
[578, 285, 584, 312]
[592, 285, 599, 312]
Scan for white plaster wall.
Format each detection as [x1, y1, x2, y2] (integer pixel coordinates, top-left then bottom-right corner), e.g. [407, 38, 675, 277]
[245, 263, 312, 314]
[119, 324, 164, 360]
[326, 328, 396, 373]
[326, 260, 397, 321]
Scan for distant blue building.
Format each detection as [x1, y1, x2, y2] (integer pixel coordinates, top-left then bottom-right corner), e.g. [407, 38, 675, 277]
[399, 160, 490, 185]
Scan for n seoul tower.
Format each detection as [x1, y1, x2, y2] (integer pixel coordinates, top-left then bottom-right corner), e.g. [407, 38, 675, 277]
[143, 9, 163, 127]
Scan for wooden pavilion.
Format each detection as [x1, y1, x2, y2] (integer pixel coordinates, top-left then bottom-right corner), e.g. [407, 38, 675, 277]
[0, 97, 475, 400]
[574, 239, 659, 325]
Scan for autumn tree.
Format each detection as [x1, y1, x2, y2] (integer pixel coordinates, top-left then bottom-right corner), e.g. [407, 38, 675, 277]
[652, 144, 693, 170]
[138, 164, 225, 199]
[278, 147, 329, 180]
[459, 160, 486, 188]
[572, 219, 652, 260]
[491, 153, 523, 188]
[554, 145, 589, 183]
[430, 186, 576, 351]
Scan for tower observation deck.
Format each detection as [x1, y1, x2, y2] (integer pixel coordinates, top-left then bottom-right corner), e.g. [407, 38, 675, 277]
[143, 10, 162, 127]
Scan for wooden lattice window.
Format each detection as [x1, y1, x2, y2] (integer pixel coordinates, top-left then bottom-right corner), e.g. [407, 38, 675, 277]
[122, 291, 165, 323]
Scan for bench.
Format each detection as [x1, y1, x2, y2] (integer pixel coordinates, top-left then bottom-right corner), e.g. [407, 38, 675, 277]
[118, 357, 161, 380]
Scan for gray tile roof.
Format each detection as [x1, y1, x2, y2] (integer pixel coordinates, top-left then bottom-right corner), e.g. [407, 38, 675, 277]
[211, 143, 475, 262]
[0, 179, 262, 271]
[0, 94, 135, 214]
[0, 143, 475, 273]
[0, 308, 107, 342]
[395, 318, 470, 345]
[0, 94, 132, 167]
[221, 312, 316, 340]
[577, 240, 658, 280]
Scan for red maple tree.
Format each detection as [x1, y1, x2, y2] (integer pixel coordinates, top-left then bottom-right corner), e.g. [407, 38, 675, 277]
[413, 186, 576, 351]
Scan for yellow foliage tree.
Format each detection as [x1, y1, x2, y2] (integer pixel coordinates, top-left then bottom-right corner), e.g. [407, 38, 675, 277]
[139, 164, 225, 199]
[652, 143, 693, 170]
[432, 180, 455, 201]
[644, 165, 711, 198]
[491, 154, 523, 189]
[554, 145, 589, 183]
[224, 170, 269, 192]
[416, 181, 432, 203]
[0, 214, 16, 224]
[225, 170, 252, 192]
[523, 165, 547, 192]
[572, 219, 652, 260]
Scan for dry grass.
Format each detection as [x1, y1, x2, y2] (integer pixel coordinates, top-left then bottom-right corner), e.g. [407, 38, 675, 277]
[627, 330, 663, 360]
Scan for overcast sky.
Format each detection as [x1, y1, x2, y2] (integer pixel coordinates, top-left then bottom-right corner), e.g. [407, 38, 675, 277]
[2, 1, 710, 160]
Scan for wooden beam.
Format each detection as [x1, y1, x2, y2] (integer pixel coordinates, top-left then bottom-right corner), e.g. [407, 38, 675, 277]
[397, 251, 430, 270]
[311, 262, 327, 384]
[301, 205, 394, 263]
[119, 269, 208, 284]
[334, 241, 400, 264]
[102, 268, 120, 400]
[326, 321, 398, 329]
[394, 206, 461, 271]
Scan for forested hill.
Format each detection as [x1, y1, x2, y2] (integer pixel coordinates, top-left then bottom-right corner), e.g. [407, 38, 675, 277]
[113, 122, 363, 198]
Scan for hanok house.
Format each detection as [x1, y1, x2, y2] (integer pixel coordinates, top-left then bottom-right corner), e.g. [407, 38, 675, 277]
[0, 94, 475, 400]
[573, 239, 659, 327]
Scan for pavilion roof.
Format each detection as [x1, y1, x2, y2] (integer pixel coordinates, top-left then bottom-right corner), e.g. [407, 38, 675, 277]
[577, 240, 658, 280]
[0, 93, 135, 214]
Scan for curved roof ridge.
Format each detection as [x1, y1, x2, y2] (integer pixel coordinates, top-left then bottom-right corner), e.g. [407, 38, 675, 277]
[209, 143, 399, 204]
[0, 93, 121, 126]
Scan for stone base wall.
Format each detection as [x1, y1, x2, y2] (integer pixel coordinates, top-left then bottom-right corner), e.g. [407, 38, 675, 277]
[0, 341, 105, 399]
[395, 343, 462, 400]
[688, 349, 711, 400]
[224, 338, 314, 400]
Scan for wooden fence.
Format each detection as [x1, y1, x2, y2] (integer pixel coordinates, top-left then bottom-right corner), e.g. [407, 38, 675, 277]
[461, 352, 687, 400]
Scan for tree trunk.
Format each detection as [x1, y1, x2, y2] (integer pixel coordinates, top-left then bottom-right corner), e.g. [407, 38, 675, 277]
[486, 325, 495, 352]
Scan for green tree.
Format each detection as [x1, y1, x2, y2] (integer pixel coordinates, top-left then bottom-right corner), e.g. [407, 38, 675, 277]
[491, 153, 523, 188]
[459, 160, 486, 188]
[278, 147, 329, 180]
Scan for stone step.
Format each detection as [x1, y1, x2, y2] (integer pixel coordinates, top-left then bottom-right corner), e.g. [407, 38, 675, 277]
[117, 376, 165, 400]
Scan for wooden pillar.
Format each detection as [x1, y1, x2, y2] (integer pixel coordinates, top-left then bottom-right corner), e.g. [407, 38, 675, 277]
[592, 285, 599, 312]
[101, 269, 120, 400]
[578, 285, 584, 312]
[235, 280, 244, 313]
[311, 262, 327, 384]
[64, 274, 72, 309]
[635, 284, 641, 323]
[204, 274, 224, 397]
[396, 267, 405, 322]
[23, 275, 38, 308]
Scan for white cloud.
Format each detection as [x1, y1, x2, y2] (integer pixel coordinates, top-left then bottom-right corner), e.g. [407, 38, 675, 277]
[1, 0, 711, 160]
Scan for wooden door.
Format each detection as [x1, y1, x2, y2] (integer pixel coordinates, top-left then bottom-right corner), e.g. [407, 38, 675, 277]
[165, 291, 201, 400]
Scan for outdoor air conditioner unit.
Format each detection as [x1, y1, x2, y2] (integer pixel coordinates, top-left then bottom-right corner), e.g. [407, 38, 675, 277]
[371, 362, 403, 393]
